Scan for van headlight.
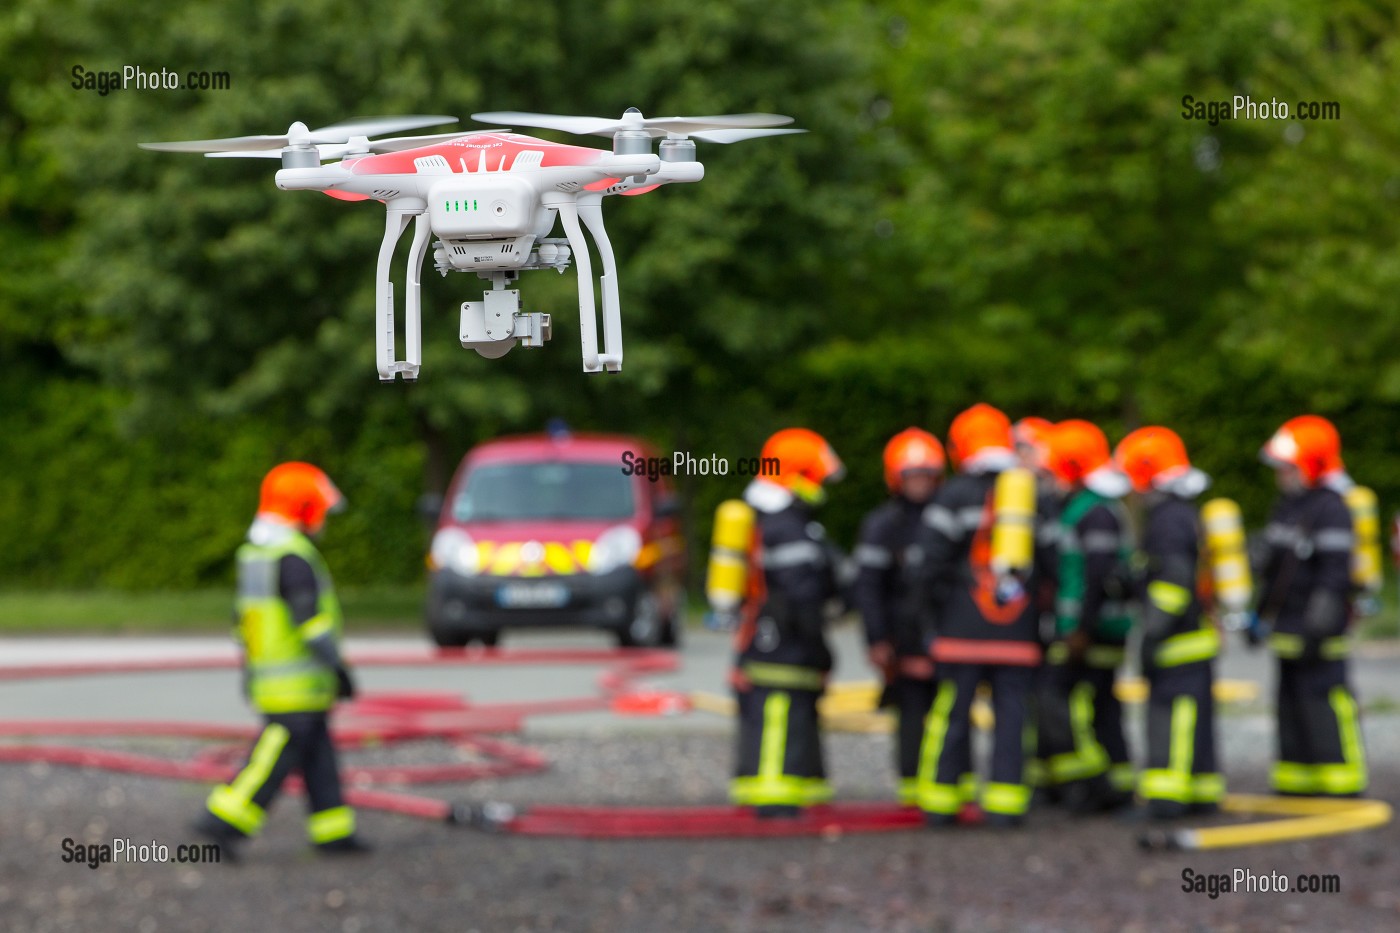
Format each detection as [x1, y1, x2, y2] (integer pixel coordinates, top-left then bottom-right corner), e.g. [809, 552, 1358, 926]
[587, 526, 642, 574]
[430, 528, 481, 576]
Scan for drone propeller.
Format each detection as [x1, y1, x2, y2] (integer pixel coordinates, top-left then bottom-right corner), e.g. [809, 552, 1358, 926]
[203, 130, 492, 160]
[471, 108, 794, 140]
[140, 115, 458, 154]
[687, 127, 807, 144]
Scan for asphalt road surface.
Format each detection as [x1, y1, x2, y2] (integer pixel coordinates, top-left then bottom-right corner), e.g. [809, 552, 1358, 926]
[2, 625, 1398, 932]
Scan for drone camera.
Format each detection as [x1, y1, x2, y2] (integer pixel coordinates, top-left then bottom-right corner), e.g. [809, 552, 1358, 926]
[460, 290, 552, 359]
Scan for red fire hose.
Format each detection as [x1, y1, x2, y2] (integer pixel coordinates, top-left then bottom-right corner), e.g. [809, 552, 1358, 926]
[0, 646, 924, 838]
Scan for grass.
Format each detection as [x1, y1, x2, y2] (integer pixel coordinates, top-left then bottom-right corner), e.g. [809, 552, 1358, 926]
[0, 585, 427, 634]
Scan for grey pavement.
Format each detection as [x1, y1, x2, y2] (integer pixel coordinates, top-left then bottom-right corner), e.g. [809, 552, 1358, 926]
[2, 622, 1400, 728]
[2, 623, 1398, 736]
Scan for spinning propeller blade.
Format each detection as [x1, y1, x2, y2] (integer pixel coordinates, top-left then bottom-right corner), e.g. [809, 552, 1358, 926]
[471, 108, 795, 140]
[140, 115, 458, 154]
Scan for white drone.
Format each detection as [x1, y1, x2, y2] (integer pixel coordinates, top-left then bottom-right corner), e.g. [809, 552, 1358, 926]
[141, 110, 803, 380]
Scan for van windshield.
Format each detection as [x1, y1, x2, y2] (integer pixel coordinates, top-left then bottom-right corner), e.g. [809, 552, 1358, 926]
[452, 461, 637, 522]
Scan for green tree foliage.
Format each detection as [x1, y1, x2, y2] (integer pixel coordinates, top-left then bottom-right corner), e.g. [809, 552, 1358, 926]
[3, 0, 1400, 591]
[0, 0, 879, 587]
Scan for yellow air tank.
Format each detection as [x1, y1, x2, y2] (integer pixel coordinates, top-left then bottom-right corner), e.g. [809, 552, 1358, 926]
[706, 499, 756, 612]
[1201, 498, 1252, 618]
[1345, 485, 1383, 595]
[990, 467, 1036, 576]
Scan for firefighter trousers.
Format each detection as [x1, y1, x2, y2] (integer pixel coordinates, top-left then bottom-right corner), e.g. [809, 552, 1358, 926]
[205, 711, 356, 845]
[1273, 657, 1367, 796]
[891, 674, 938, 805]
[1140, 659, 1224, 816]
[1039, 659, 1132, 802]
[915, 663, 1034, 821]
[731, 682, 830, 810]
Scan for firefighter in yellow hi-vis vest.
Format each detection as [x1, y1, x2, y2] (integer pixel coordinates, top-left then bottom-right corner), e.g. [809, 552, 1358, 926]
[194, 462, 369, 857]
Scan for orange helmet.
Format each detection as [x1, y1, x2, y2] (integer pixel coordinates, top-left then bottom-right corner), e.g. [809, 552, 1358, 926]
[1114, 426, 1192, 493]
[760, 428, 844, 503]
[948, 403, 1014, 467]
[1044, 420, 1113, 487]
[1012, 416, 1054, 468]
[883, 428, 946, 493]
[258, 462, 344, 534]
[1261, 415, 1343, 486]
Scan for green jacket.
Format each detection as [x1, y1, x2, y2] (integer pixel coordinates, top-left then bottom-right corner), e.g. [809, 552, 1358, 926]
[1054, 489, 1134, 650]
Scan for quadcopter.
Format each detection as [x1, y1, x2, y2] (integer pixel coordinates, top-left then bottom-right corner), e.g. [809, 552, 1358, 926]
[141, 110, 803, 380]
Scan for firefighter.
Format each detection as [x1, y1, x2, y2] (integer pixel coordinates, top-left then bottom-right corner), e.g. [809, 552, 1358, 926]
[1115, 427, 1225, 818]
[909, 403, 1048, 828]
[1013, 416, 1064, 801]
[728, 428, 845, 817]
[1256, 416, 1368, 797]
[194, 462, 369, 856]
[853, 428, 945, 805]
[1038, 420, 1136, 812]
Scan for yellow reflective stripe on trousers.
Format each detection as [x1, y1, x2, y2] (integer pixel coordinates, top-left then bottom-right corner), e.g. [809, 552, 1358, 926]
[307, 805, 356, 844]
[760, 690, 790, 782]
[958, 772, 979, 804]
[206, 786, 266, 836]
[729, 691, 828, 806]
[1325, 686, 1368, 795]
[1048, 682, 1110, 782]
[1109, 762, 1136, 793]
[1271, 761, 1318, 794]
[1142, 696, 1196, 803]
[1155, 628, 1220, 667]
[897, 777, 919, 806]
[1169, 695, 1196, 777]
[229, 723, 290, 801]
[1191, 772, 1226, 804]
[741, 661, 825, 691]
[981, 782, 1030, 816]
[731, 776, 831, 806]
[915, 681, 961, 814]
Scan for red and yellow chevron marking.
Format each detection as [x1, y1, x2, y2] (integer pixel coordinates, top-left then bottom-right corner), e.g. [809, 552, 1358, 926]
[475, 540, 594, 577]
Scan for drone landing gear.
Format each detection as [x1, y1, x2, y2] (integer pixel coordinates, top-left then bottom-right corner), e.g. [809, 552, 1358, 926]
[552, 195, 623, 375]
[376, 208, 431, 382]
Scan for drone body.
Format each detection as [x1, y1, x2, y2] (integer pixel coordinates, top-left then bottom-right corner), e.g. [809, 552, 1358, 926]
[141, 111, 802, 380]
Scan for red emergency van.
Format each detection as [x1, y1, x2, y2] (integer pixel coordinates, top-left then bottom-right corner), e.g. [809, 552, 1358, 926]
[425, 431, 686, 648]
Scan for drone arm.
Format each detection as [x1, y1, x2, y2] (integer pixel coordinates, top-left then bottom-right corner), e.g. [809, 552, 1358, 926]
[577, 195, 622, 372]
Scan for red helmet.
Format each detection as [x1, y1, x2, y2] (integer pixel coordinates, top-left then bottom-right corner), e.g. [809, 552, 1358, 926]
[760, 428, 844, 503]
[883, 428, 946, 493]
[1261, 415, 1343, 486]
[948, 403, 1013, 467]
[1114, 426, 1192, 493]
[258, 462, 344, 534]
[1044, 420, 1113, 487]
